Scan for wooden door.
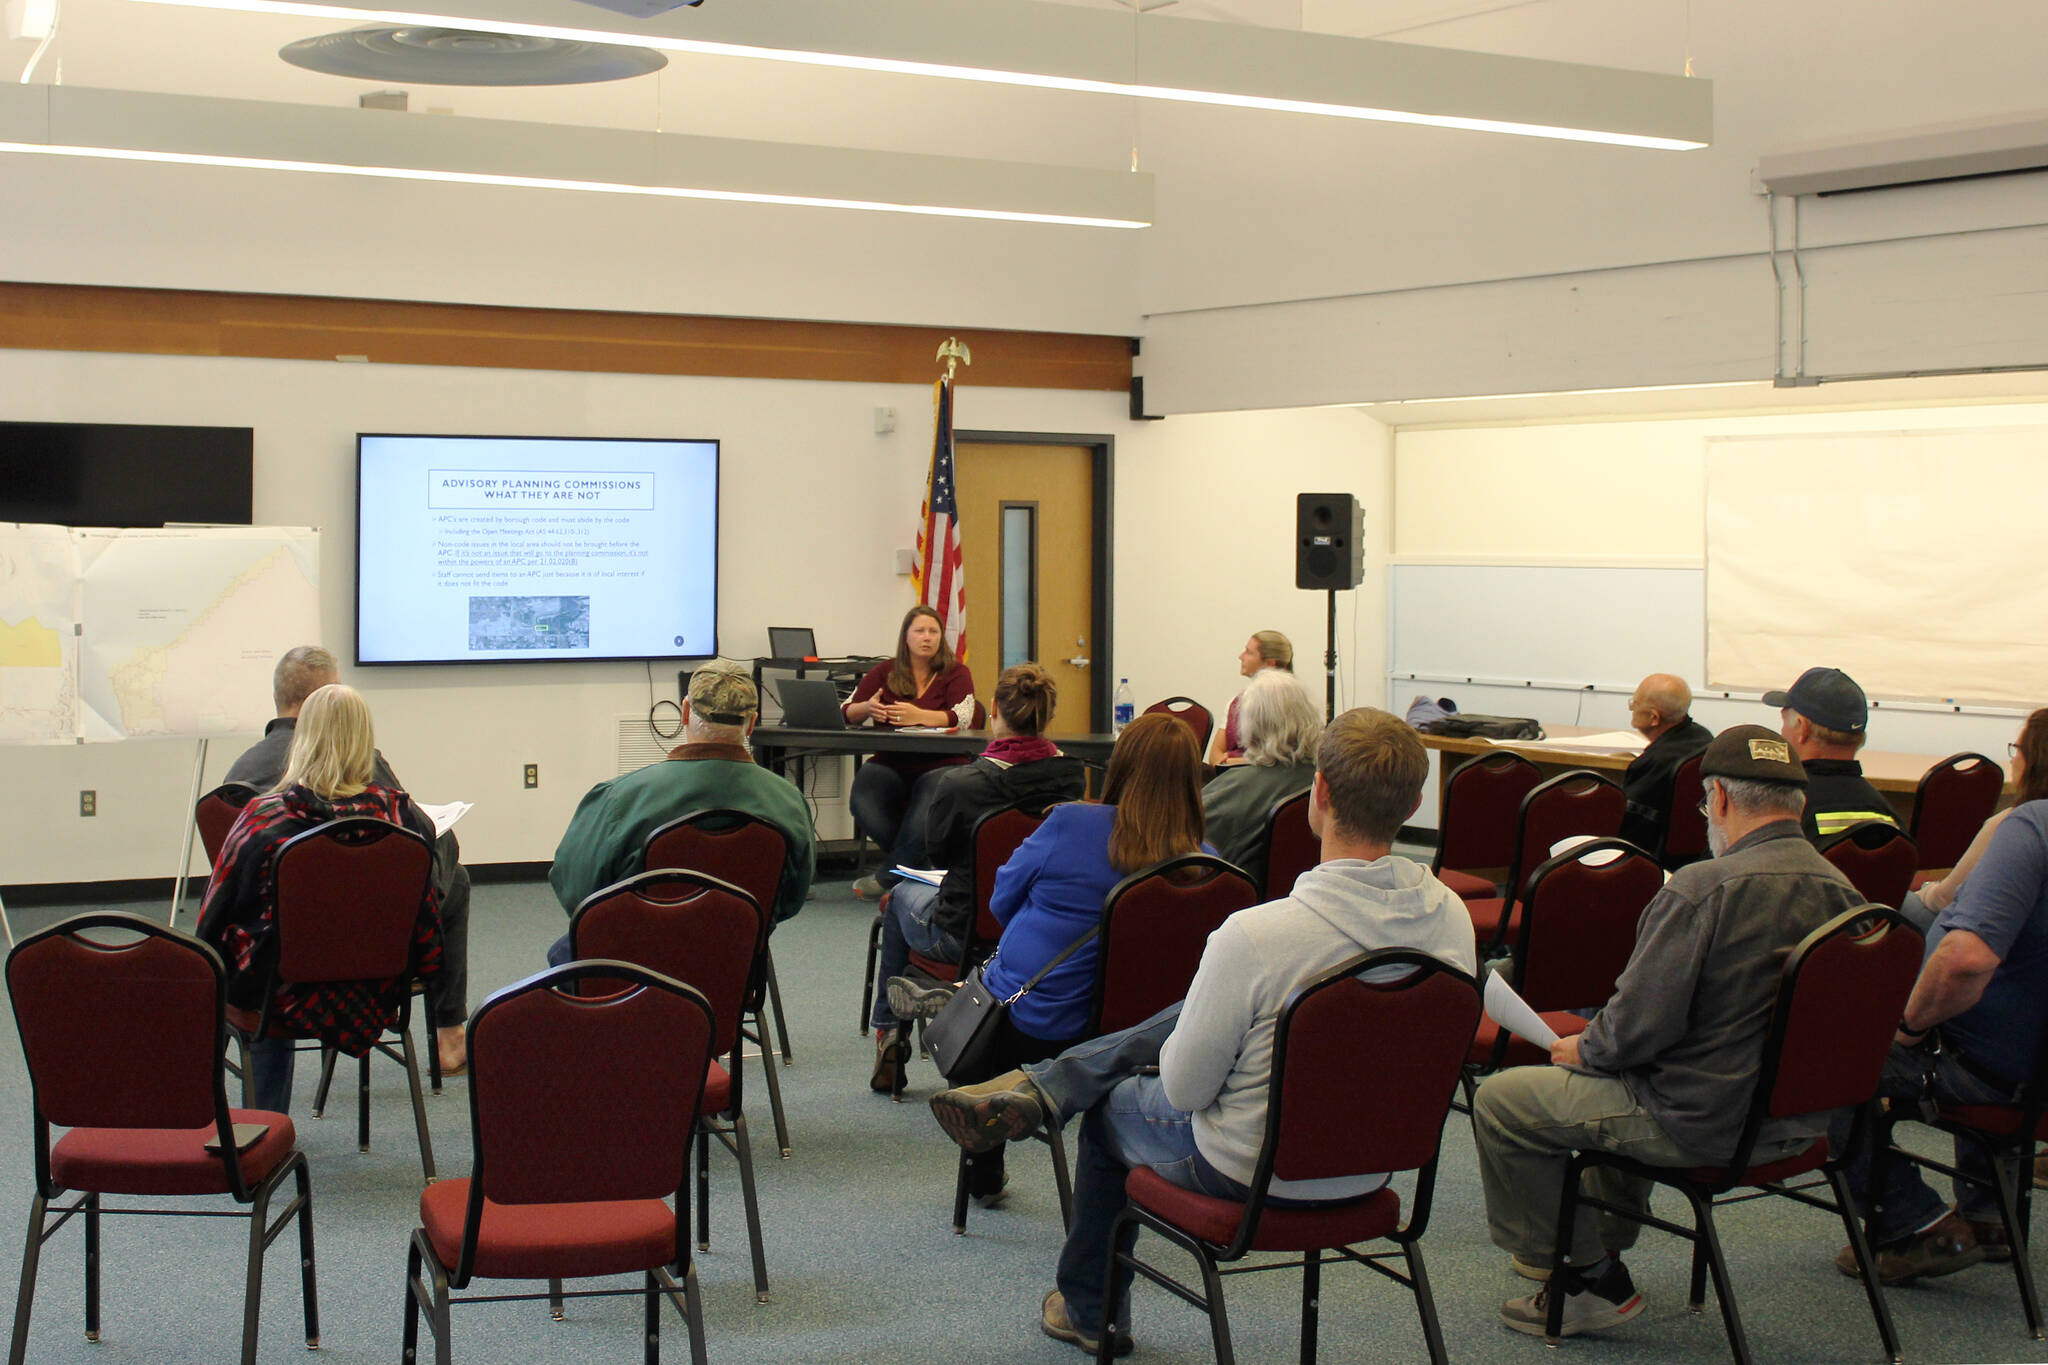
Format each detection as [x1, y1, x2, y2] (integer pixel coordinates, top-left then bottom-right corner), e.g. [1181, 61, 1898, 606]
[954, 442, 1096, 737]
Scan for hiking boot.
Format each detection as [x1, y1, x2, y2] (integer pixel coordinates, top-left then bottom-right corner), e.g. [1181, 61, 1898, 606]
[929, 1071, 1050, 1153]
[869, 1027, 909, 1097]
[1040, 1290, 1133, 1358]
[1834, 1212, 1984, 1285]
[1500, 1260, 1644, 1338]
[1963, 1217, 2013, 1263]
[886, 975, 955, 1023]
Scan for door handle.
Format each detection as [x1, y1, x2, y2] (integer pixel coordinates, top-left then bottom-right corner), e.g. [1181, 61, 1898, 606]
[1066, 655, 1091, 669]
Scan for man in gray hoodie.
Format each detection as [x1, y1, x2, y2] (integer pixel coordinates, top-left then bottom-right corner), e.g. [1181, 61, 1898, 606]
[927, 707, 1477, 1356]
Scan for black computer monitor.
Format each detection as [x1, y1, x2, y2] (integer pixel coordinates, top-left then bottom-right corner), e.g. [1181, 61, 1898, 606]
[768, 626, 818, 659]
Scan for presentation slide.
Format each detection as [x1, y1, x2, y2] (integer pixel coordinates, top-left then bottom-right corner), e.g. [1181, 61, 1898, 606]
[356, 434, 718, 665]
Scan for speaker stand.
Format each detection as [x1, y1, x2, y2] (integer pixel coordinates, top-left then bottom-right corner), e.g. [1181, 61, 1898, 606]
[1323, 588, 1338, 722]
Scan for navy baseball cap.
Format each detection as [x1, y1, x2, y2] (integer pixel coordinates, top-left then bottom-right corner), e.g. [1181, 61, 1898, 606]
[1762, 667, 1868, 734]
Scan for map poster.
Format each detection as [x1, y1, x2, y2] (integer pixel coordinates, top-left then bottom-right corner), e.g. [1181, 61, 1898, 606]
[0, 523, 320, 744]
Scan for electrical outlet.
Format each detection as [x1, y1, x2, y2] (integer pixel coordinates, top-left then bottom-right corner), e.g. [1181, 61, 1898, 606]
[79, 790, 96, 817]
[523, 764, 539, 789]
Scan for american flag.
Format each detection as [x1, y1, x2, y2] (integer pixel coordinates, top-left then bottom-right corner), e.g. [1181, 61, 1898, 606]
[914, 376, 967, 663]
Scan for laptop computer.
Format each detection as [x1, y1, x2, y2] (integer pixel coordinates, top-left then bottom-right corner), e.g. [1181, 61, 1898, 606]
[768, 626, 819, 660]
[775, 677, 849, 729]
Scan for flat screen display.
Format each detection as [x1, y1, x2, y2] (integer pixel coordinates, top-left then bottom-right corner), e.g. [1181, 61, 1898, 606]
[0, 421, 253, 526]
[356, 433, 719, 666]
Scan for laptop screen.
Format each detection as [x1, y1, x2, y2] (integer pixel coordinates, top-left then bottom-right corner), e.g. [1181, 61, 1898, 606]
[768, 626, 818, 659]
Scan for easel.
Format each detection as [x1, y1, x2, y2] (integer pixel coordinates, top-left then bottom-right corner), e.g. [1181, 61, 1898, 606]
[169, 737, 210, 926]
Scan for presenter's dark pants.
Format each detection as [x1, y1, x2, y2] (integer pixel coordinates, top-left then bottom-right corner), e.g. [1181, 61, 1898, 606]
[848, 761, 943, 886]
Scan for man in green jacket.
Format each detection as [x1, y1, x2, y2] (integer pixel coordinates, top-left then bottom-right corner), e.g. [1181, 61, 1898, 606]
[546, 660, 815, 963]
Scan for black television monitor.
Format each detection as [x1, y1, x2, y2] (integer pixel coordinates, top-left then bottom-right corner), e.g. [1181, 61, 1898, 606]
[355, 433, 719, 666]
[0, 421, 253, 526]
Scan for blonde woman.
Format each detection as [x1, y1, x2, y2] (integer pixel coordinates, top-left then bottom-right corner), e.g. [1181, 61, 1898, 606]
[1207, 629, 1294, 765]
[197, 684, 444, 1112]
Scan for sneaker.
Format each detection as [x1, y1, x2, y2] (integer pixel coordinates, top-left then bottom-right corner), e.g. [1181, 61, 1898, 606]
[1834, 1212, 1983, 1285]
[1500, 1260, 1644, 1338]
[929, 1071, 1050, 1153]
[1963, 1217, 2013, 1263]
[869, 1027, 909, 1096]
[971, 1173, 1012, 1211]
[1040, 1290, 1134, 1358]
[886, 975, 955, 1023]
[853, 874, 885, 900]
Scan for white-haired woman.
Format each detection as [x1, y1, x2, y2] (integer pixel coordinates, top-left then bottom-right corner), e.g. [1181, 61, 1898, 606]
[197, 683, 443, 1113]
[1201, 667, 1322, 887]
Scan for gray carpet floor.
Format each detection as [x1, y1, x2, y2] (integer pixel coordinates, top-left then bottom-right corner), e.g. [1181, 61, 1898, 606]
[3, 871, 2047, 1364]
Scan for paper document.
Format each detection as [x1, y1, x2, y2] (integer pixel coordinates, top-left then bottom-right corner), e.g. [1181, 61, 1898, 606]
[416, 801, 473, 838]
[1484, 973, 1560, 1051]
[894, 725, 956, 734]
[1550, 834, 1623, 866]
[892, 866, 945, 887]
[1527, 730, 1648, 754]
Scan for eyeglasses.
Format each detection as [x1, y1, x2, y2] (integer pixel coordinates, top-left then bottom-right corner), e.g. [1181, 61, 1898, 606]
[2011, 742, 2022, 758]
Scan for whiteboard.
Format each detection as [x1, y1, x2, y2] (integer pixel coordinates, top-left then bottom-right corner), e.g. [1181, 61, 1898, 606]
[1390, 563, 1704, 689]
[1, 524, 321, 744]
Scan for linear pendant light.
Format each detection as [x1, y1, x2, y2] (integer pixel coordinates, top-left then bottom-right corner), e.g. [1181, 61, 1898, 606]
[0, 84, 1154, 227]
[118, 0, 1714, 151]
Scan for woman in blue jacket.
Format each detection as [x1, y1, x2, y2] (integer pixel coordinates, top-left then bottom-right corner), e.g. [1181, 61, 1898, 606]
[960, 710, 1210, 1206]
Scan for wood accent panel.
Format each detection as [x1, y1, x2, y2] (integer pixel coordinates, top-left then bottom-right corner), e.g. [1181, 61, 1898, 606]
[0, 281, 1133, 392]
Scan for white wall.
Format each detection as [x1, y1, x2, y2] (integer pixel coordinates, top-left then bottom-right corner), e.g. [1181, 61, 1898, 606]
[0, 348, 1389, 886]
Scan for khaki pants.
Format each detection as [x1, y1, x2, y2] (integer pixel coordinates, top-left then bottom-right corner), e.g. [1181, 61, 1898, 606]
[1474, 1067, 1711, 1269]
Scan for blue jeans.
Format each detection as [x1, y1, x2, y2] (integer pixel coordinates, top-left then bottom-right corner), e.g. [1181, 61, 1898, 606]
[1834, 1041, 2016, 1244]
[248, 1037, 294, 1113]
[848, 762, 943, 887]
[1026, 1005, 1252, 1335]
[869, 881, 963, 1030]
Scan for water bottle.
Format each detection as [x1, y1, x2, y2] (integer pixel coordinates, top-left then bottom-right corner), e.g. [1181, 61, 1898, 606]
[1113, 678, 1134, 736]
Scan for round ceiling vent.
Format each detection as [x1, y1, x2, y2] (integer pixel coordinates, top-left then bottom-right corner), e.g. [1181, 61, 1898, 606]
[279, 26, 667, 85]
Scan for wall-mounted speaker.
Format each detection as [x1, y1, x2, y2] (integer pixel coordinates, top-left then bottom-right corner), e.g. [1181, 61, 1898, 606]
[1295, 492, 1364, 590]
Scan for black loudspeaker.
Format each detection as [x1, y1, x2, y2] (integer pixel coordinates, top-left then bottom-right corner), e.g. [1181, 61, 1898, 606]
[1295, 493, 1364, 590]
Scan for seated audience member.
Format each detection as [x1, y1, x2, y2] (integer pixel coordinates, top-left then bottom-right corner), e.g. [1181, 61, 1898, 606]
[1767, 666, 1897, 842]
[869, 662, 1089, 1092]
[1201, 667, 1322, 886]
[1901, 706, 2047, 933]
[1832, 772, 2048, 1283]
[226, 645, 472, 1075]
[546, 660, 815, 963]
[844, 605, 981, 898]
[927, 708, 1475, 1356]
[1473, 726, 1865, 1337]
[199, 684, 445, 1113]
[1616, 672, 1714, 864]
[874, 711, 1206, 1111]
[1206, 629, 1294, 765]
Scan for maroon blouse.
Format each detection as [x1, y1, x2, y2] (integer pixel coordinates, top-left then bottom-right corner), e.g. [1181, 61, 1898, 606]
[845, 660, 982, 775]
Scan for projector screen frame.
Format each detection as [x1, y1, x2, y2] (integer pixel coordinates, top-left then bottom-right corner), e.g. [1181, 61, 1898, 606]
[353, 430, 721, 668]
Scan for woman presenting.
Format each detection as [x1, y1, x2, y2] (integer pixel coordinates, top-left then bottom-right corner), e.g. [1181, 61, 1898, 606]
[845, 604, 981, 897]
[1207, 628, 1295, 765]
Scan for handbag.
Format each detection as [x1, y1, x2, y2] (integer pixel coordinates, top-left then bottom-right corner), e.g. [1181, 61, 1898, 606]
[926, 927, 1100, 1082]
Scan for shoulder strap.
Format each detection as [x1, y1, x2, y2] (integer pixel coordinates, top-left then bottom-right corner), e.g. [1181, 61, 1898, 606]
[999, 926, 1102, 1006]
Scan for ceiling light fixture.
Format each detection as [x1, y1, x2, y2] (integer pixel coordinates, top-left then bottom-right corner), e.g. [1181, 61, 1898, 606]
[0, 84, 1154, 227]
[117, 0, 1714, 150]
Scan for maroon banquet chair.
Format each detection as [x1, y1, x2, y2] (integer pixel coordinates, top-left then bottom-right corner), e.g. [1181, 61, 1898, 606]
[1544, 906, 1921, 1365]
[1463, 770, 1626, 950]
[570, 870, 772, 1305]
[8, 912, 318, 1365]
[195, 782, 260, 865]
[1909, 752, 2005, 876]
[1461, 838, 1660, 1105]
[226, 816, 440, 1184]
[1819, 821, 1919, 910]
[1144, 696, 1215, 754]
[645, 808, 796, 1157]
[1662, 753, 1710, 869]
[1261, 789, 1320, 902]
[1431, 752, 1542, 901]
[401, 960, 716, 1365]
[950, 854, 1260, 1237]
[1100, 949, 1481, 1365]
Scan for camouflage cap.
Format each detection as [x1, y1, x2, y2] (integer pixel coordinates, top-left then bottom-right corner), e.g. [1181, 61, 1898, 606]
[687, 662, 758, 726]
